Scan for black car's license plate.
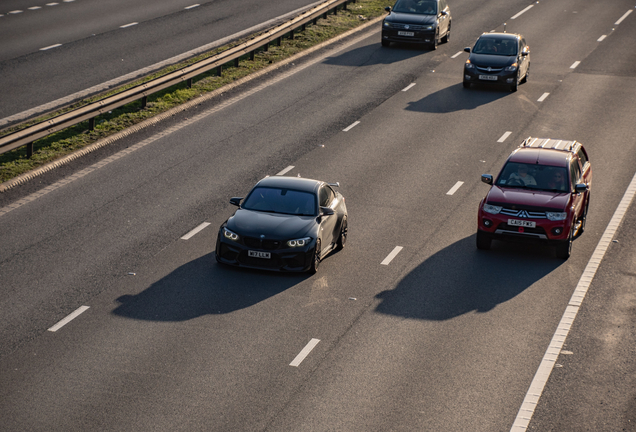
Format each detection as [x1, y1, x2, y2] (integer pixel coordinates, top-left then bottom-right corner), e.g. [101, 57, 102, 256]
[248, 250, 271, 259]
[479, 75, 498, 81]
[397, 31, 414, 37]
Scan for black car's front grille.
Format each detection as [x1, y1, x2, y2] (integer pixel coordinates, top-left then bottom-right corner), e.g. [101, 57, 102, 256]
[500, 208, 547, 219]
[243, 237, 282, 250]
[475, 66, 504, 73]
[391, 23, 429, 31]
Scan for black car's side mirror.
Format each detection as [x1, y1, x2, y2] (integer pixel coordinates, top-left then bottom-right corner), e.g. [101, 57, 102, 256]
[575, 184, 588, 193]
[440, 11, 448, 16]
[320, 207, 335, 216]
[521, 51, 529, 56]
[229, 197, 243, 206]
[481, 174, 493, 185]
[385, 6, 391, 12]
[464, 47, 471, 53]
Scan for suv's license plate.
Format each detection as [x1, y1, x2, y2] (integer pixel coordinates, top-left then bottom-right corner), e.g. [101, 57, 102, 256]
[508, 219, 536, 228]
[398, 31, 414, 36]
[248, 251, 271, 259]
[479, 75, 498, 81]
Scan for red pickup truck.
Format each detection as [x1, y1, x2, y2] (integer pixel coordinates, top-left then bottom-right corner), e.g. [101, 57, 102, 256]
[477, 137, 592, 259]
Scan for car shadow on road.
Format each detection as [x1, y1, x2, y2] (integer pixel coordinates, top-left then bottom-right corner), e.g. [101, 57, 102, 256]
[112, 254, 307, 322]
[322, 42, 431, 67]
[405, 83, 509, 113]
[375, 235, 563, 321]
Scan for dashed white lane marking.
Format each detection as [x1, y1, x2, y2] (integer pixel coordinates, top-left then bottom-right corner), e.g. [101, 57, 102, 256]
[181, 222, 211, 240]
[402, 83, 416, 92]
[597, 35, 607, 42]
[446, 181, 464, 196]
[451, 51, 463, 59]
[537, 93, 550, 102]
[381, 246, 403, 265]
[511, 5, 533, 19]
[29, 6, 42, 10]
[570, 61, 580, 69]
[276, 166, 295, 176]
[40, 44, 62, 51]
[9, 10, 24, 14]
[48, 306, 90, 332]
[498, 131, 512, 143]
[46, 2, 59, 5]
[615, 10, 632, 25]
[290, 338, 320, 367]
[185, 4, 200, 9]
[120, 22, 138, 28]
[511, 169, 636, 432]
[343, 121, 360, 132]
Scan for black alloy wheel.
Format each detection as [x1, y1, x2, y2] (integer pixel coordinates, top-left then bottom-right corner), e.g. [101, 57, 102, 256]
[510, 72, 519, 92]
[431, 30, 439, 50]
[442, 23, 451, 43]
[309, 239, 321, 274]
[337, 218, 348, 250]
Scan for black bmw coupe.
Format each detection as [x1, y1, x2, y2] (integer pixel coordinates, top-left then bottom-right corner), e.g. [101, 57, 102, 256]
[215, 176, 348, 274]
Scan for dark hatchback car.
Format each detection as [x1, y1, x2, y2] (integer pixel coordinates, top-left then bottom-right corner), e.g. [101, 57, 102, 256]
[463, 32, 530, 91]
[477, 138, 592, 259]
[215, 176, 348, 274]
[382, 0, 451, 49]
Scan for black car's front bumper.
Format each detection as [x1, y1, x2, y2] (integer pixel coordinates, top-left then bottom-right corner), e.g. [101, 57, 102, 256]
[382, 28, 436, 45]
[215, 233, 315, 272]
[463, 66, 517, 87]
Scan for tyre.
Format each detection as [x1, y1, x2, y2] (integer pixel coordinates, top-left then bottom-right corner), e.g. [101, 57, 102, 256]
[431, 31, 438, 50]
[577, 196, 590, 236]
[336, 217, 348, 250]
[308, 239, 321, 274]
[442, 23, 451, 43]
[510, 73, 519, 92]
[521, 65, 529, 83]
[556, 229, 573, 259]
[463, 81, 471, 89]
[381, 40, 390, 47]
[476, 231, 491, 250]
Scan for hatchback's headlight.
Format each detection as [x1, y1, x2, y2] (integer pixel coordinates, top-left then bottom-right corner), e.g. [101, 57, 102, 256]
[546, 212, 567, 221]
[505, 63, 518, 72]
[383, 21, 392, 28]
[223, 227, 239, 241]
[287, 237, 311, 247]
[483, 204, 502, 214]
[465, 60, 474, 69]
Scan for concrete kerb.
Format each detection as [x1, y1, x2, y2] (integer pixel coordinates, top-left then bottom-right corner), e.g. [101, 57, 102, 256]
[0, 16, 384, 193]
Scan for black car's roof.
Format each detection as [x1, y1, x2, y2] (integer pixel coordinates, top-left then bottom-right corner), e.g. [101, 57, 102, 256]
[254, 176, 322, 193]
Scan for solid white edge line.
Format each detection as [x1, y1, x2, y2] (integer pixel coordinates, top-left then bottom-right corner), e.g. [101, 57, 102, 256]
[511, 5, 533, 19]
[402, 83, 416, 92]
[40, 44, 62, 51]
[511, 171, 636, 431]
[570, 61, 580, 69]
[498, 131, 513, 143]
[276, 166, 295, 176]
[48, 306, 90, 332]
[381, 246, 403, 265]
[290, 338, 320, 367]
[451, 51, 463, 58]
[343, 121, 360, 132]
[181, 222, 211, 240]
[537, 93, 549, 102]
[597, 35, 607, 42]
[615, 10, 632, 25]
[120, 22, 138, 28]
[446, 181, 464, 195]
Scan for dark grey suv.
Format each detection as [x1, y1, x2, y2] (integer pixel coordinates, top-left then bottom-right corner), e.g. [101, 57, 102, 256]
[382, 0, 451, 49]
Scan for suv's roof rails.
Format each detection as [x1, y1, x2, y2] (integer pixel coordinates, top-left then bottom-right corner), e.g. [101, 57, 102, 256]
[520, 137, 579, 153]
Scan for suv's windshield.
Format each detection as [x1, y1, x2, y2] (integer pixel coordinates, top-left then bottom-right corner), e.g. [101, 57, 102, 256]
[393, 0, 437, 14]
[497, 162, 569, 192]
[242, 187, 316, 216]
[472, 37, 518, 56]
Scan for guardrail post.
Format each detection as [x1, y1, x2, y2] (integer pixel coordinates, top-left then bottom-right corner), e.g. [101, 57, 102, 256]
[277, 36, 282, 46]
[187, 78, 193, 88]
[250, 50, 255, 61]
[27, 142, 33, 158]
[334, 5, 338, 14]
[234, 58, 239, 67]
[88, 117, 96, 130]
[343, 1, 348, 10]
[302, 23, 306, 31]
[323, 12, 327, 19]
[290, 29, 294, 40]
[313, 17, 318, 25]
[141, 96, 147, 109]
[217, 65, 223, 76]
[264, 43, 269, 52]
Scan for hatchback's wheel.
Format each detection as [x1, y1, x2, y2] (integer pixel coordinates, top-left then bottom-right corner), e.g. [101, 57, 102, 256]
[337, 217, 348, 250]
[476, 231, 491, 250]
[521, 65, 529, 83]
[510, 73, 519, 92]
[556, 229, 573, 259]
[309, 239, 321, 274]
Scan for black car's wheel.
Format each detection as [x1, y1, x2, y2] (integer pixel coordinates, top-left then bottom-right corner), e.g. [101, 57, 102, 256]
[476, 231, 491, 250]
[442, 23, 451, 43]
[337, 217, 348, 250]
[463, 80, 471, 89]
[521, 65, 529, 83]
[381, 40, 390, 47]
[510, 73, 519, 92]
[556, 228, 573, 259]
[431, 31, 438, 50]
[309, 239, 321, 274]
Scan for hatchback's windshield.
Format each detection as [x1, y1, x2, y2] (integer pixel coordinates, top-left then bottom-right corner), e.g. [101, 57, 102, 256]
[497, 163, 569, 192]
[472, 38, 518, 56]
[242, 187, 316, 216]
[393, 0, 437, 14]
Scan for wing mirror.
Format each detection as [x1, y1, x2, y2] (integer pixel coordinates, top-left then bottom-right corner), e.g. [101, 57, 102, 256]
[385, 6, 391, 12]
[481, 174, 493, 185]
[575, 184, 588, 193]
[320, 207, 335, 216]
[229, 197, 243, 206]
[464, 47, 471, 53]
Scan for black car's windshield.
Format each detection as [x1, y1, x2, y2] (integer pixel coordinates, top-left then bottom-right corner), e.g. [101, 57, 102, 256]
[497, 162, 569, 192]
[242, 187, 316, 216]
[472, 37, 518, 56]
[393, 0, 437, 14]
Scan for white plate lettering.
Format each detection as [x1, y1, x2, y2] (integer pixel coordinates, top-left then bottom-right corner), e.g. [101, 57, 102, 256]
[508, 219, 536, 228]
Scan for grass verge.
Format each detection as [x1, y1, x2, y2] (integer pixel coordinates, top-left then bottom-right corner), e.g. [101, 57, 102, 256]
[0, 0, 389, 184]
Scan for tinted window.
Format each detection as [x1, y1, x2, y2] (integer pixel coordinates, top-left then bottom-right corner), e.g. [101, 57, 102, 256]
[498, 163, 570, 192]
[319, 186, 335, 207]
[473, 37, 518, 56]
[393, 0, 437, 14]
[577, 147, 589, 168]
[570, 161, 582, 189]
[243, 187, 316, 216]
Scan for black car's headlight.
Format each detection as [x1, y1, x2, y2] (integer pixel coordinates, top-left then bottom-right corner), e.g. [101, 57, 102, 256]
[287, 237, 311, 247]
[223, 227, 239, 241]
[505, 63, 518, 72]
[383, 21, 392, 28]
[423, 25, 434, 30]
[465, 60, 474, 69]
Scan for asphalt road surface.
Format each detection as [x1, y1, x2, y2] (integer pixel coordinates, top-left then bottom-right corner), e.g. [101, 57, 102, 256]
[1, 0, 635, 430]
